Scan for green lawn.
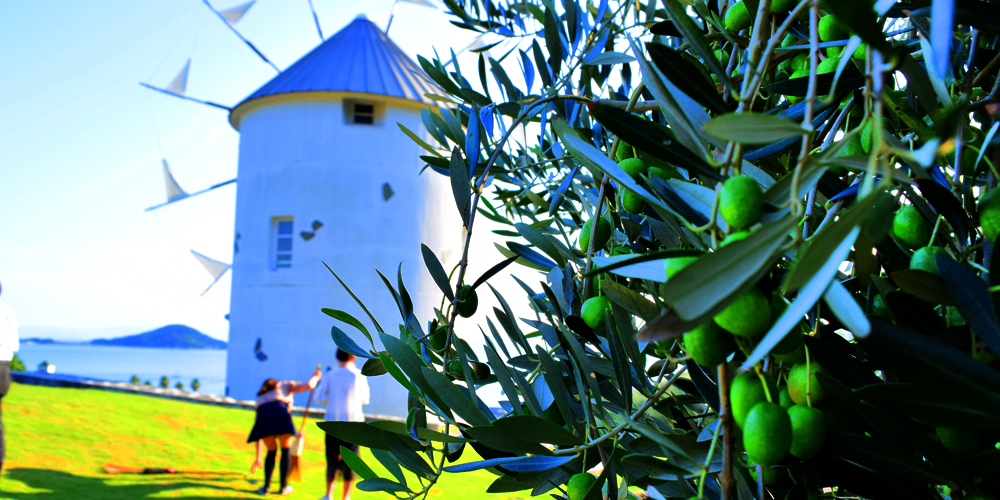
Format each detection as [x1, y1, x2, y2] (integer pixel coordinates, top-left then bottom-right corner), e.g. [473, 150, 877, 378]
[1, 383, 512, 499]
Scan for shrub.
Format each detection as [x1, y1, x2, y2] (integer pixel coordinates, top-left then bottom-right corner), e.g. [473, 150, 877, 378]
[10, 354, 25, 372]
[191, 378, 200, 392]
[320, 1, 1000, 499]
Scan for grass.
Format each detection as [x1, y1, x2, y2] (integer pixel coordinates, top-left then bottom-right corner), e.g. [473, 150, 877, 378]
[2, 383, 514, 499]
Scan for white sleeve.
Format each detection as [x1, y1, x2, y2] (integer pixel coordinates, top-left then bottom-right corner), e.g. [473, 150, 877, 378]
[313, 376, 330, 406]
[10, 309, 17, 353]
[359, 375, 370, 406]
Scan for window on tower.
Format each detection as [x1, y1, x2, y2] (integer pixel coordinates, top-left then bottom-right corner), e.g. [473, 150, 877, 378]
[353, 103, 374, 124]
[272, 218, 293, 269]
[344, 100, 381, 125]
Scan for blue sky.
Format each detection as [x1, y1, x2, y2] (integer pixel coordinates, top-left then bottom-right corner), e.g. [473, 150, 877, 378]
[0, 1, 481, 341]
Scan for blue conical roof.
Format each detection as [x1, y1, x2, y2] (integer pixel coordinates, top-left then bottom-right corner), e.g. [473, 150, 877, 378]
[230, 15, 439, 127]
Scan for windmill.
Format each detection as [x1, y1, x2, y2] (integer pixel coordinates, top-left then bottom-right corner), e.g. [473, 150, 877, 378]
[140, 1, 467, 416]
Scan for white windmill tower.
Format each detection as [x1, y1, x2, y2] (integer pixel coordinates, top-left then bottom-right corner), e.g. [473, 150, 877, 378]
[223, 14, 462, 417]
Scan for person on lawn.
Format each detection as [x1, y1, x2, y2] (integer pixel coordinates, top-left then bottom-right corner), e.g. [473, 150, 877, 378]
[0, 281, 20, 472]
[313, 349, 369, 500]
[248, 368, 321, 495]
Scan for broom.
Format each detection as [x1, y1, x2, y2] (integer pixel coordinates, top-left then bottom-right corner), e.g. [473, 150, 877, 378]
[287, 364, 321, 483]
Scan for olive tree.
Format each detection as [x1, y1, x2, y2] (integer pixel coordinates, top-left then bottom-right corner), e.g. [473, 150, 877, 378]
[319, 0, 1000, 499]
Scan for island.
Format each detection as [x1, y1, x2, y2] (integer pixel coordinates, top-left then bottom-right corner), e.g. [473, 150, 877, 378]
[90, 325, 226, 350]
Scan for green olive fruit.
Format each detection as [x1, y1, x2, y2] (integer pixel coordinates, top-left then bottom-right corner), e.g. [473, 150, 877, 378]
[429, 326, 449, 351]
[748, 461, 785, 485]
[472, 362, 491, 380]
[714, 48, 731, 65]
[826, 45, 845, 57]
[648, 166, 671, 180]
[456, 285, 479, 318]
[892, 205, 932, 249]
[683, 322, 736, 367]
[664, 255, 700, 279]
[770, 0, 796, 13]
[818, 15, 850, 42]
[828, 134, 863, 176]
[853, 43, 868, 60]
[615, 140, 635, 162]
[910, 246, 948, 274]
[936, 426, 985, 457]
[787, 404, 826, 459]
[778, 387, 794, 409]
[790, 53, 809, 72]
[580, 217, 612, 252]
[817, 56, 841, 74]
[714, 288, 772, 337]
[787, 68, 810, 104]
[978, 188, 1000, 242]
[622, 189, 646, 215]
[860, 121, 874, 154]
[788, 362, 826, 406]
[721, 231, 750, 246]
[725, 1, 752, 32]
[720, 176, 764, 229]
[808, 57, 841, 100]
[749, 461, 784, 485]
[619, 157, 647, 179]
[581, 296, 613, 330]
[567, 473, 598, 500]
[780, 34, 798, 48]
[731, 370, 779, 429]
[744, 402, 793, 466]
[841, 134, 865, 156]
[447, 359, 465, 379]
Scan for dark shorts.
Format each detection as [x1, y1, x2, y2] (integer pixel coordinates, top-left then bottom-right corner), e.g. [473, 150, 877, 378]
[325, 434, 360, 482]
[0, 361, 9, 470]
[246, 401, 296, 443]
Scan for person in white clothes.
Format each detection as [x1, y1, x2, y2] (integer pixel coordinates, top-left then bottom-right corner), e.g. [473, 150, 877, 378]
[313, 349, 369, 500]
[0, 281, 20, 472]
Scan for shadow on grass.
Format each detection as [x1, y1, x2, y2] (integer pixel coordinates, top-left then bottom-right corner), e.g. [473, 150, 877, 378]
[2, 468, 260, 499]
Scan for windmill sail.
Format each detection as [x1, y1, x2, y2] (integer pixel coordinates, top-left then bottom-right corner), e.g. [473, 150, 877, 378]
[163, 159, 189, 202]
[191, 250, 231, 295]
[219, 1, 254, 26]
[166, 60, 191, 95]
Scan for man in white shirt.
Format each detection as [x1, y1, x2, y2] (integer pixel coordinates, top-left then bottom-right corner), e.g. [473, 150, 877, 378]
[313, 349, 369, 500]
[0, 281, 20, 472]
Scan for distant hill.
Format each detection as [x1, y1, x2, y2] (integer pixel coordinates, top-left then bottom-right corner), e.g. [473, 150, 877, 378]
[22, 338, 59, 345]
[90, 325, 226, 350]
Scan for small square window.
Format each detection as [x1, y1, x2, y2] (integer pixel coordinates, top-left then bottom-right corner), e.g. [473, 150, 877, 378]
[352, 103, 375, 125]
[272, 218, 293, 270]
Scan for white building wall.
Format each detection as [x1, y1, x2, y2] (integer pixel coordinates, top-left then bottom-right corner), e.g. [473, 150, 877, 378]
[226, 97, 463, 418]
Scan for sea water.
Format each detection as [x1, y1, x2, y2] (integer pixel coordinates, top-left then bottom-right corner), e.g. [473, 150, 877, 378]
[15, 344, 227, 396]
